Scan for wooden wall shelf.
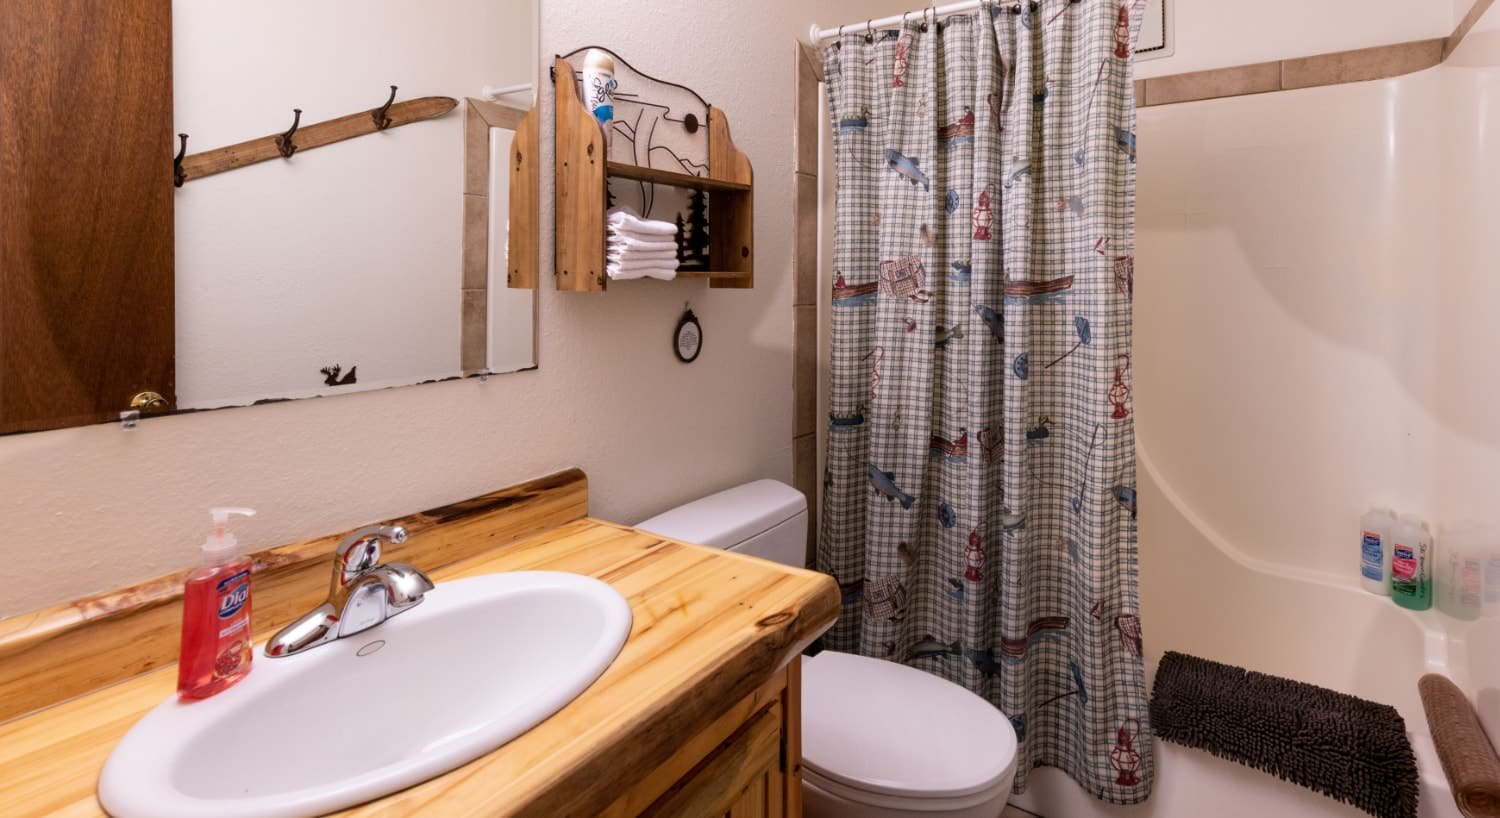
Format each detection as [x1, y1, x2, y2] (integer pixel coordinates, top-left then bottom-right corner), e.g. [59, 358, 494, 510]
[605, 161, 751, 193]
[550, 55, 754, 292]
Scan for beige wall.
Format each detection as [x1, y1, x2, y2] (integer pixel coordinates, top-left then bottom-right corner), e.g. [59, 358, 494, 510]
[0, 0, 908, 619]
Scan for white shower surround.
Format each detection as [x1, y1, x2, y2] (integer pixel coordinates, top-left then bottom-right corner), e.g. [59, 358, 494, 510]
[1013, 12, 1500, 818]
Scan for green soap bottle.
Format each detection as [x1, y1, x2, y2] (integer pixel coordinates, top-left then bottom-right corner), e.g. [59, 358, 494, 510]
[1390, 514, 1433, 611]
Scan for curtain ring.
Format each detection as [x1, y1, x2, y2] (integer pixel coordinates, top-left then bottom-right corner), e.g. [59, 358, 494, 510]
[864, 19, 874, 43]
[920, 7, 930, 31]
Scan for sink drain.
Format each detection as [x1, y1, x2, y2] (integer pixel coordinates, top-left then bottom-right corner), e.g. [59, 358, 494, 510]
[355, 639, 386, 657]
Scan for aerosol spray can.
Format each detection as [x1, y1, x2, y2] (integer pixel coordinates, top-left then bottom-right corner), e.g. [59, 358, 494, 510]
[583, 49, 616, 148]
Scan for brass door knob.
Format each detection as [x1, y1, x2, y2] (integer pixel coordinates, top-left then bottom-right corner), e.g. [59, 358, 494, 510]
[130, 391, 168, 412]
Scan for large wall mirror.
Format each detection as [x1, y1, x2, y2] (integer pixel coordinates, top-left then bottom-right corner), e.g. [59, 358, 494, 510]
[173, 0, 538, 410]
[0, 0, 538, 435]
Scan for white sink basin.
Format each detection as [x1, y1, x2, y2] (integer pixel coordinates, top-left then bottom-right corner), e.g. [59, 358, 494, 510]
[99, 571, 631, 818]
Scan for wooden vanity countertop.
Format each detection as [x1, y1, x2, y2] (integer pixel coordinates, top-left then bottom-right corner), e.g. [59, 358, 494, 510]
[0, 517, 839, 817]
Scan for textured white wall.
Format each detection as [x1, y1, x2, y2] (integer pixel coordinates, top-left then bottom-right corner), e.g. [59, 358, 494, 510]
[0, 0, 909, 619]
[1136, 0, 1452, 79]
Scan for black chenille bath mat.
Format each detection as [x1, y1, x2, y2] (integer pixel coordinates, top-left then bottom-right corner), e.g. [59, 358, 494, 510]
[1150, 651, 1417, 818]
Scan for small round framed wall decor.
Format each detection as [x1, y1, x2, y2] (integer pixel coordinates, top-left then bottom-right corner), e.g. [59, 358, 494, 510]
[674, 307, 702, 363]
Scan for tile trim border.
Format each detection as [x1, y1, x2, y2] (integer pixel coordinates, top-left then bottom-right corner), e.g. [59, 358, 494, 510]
[1446, 0, 1497, 61]
[792, 42, 822, 567]
[1139, 0, 1489, 107]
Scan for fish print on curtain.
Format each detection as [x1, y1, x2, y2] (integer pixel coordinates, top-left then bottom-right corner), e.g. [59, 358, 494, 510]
[820, 0, 1150, 803]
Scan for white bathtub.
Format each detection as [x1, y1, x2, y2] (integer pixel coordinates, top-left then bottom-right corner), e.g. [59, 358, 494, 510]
[1009, 444, 1466, 818]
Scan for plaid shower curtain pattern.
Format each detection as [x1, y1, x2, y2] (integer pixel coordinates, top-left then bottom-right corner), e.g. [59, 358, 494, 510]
[820, 0, 1152, 803]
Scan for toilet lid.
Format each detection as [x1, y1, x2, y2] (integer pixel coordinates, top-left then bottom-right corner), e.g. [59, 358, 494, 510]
[802, 650, 1018, 800]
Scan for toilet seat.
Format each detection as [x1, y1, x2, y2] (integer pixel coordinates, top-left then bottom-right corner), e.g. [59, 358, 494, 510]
[801, 650, 1018, 808]
[803, 765, 1014, 812]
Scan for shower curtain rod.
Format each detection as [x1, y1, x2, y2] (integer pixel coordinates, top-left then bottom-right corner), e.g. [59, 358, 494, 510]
[807, 0, 1068, 45]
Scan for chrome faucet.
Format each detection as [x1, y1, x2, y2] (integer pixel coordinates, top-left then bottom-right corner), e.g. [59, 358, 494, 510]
[264, 524, 434, 658]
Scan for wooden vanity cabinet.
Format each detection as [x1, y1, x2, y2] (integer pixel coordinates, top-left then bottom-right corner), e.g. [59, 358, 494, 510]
[0, 471, 841, 817]
[606, 658, 804, 818]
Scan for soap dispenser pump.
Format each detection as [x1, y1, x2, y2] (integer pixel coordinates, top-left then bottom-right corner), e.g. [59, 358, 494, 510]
[178, 507, 257, 700]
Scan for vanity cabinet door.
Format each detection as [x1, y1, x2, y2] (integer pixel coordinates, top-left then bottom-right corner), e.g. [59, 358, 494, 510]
[0, 0, 175, 434]
[646, 701, 784, 818]
[606, 658, 801, 818]
[722, 733, 785, 818]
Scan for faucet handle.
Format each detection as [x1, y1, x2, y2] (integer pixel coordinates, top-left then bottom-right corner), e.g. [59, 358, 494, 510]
[381, 562, 435, 609]
[333, 524, 409, 587]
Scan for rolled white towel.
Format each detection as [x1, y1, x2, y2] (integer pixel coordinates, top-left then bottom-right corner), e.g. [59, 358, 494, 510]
[607, 224, 678, 241]
[607, 233, 678, 254]
[608, 249, 679, 264]
[607, 207, 677, 237]
[607, 259, 678, 281]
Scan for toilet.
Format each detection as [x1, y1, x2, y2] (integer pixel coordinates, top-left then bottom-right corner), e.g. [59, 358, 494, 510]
[637, 480, 1018, 818]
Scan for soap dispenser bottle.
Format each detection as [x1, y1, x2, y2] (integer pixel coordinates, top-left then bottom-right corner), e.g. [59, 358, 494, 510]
[178, 507, 257, 700]
[1389, 513, 1433, 611]
[1438, 522, 1484, 621]
[1359, 507, 1396, 595]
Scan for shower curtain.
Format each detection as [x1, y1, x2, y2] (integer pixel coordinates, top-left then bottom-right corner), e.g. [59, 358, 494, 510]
[819, 0, 1150, 803]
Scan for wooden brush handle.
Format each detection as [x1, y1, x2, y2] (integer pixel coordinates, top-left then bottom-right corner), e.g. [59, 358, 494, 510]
[1420, 673, 1500, 817]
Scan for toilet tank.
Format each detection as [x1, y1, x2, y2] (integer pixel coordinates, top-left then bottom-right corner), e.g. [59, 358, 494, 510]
[635, 480, 808, 568]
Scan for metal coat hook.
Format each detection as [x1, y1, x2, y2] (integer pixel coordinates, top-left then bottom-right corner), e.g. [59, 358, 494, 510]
[173, 133, 188, 188]
[372, 85, 398, 130]
[275, 108, 303, 158]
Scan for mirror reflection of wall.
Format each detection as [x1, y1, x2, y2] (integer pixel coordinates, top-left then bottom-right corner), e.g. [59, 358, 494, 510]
[173, 0, 537, 410]
[486, 127, 537, 374]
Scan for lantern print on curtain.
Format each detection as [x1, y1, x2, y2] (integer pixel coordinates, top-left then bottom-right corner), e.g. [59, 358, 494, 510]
[820, 0, 1151, 804]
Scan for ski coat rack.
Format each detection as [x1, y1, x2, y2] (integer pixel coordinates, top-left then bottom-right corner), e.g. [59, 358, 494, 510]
[174, 86, 457, 186]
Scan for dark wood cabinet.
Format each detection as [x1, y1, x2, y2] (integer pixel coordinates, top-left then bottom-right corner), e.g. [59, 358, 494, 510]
[0, 0, 175, 434]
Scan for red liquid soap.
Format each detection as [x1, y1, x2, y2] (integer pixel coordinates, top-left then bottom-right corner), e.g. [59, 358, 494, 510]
[177, 507, 257, 700]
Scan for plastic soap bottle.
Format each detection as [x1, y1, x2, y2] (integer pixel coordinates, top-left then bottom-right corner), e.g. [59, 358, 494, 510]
[1482, 524, 1500, 615]
[1439, 522, 1484, 621]
[178, 507, 257, 700]
[1389, 514, 1433, 611]
[1359, 508, 1396, 595]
